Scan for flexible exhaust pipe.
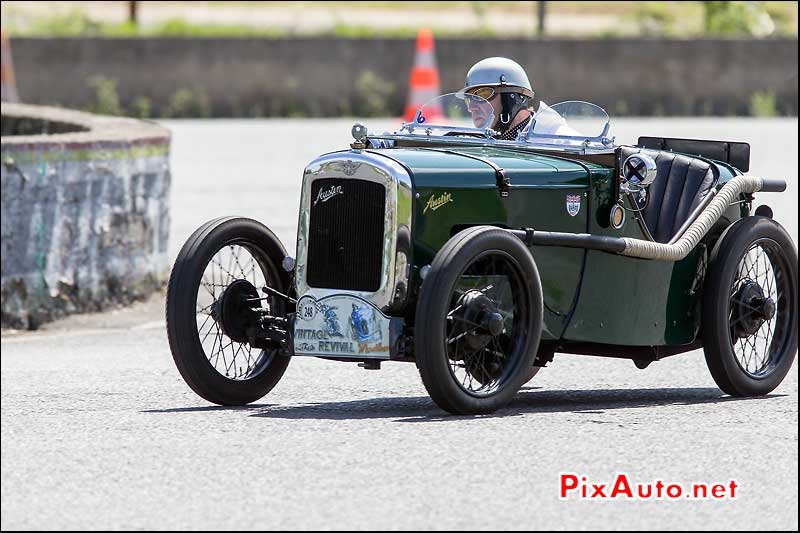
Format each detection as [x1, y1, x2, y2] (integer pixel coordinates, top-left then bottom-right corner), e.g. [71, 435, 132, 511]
[510, 176, 786, 262]
[619, 176, 784, 260]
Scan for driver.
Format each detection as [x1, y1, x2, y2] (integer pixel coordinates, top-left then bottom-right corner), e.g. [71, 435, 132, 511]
[462, 57, 535, 140]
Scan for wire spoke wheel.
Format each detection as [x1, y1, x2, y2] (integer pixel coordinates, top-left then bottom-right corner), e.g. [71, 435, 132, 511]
[195, 242, 282, 381]
[415, 227, 543, 415]
[166, 217, 292, 406]
[702, 217, 798, 397]
[727, 239, 789, 379]
[445, 251, 529, 397]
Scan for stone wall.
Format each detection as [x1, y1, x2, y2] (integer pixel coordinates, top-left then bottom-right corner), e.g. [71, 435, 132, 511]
[1, 103, 171, 329]
[7, 37, 798, 117]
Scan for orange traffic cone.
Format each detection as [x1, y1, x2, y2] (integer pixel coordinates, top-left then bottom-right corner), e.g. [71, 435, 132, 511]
[403, 28, 442, 123]
[1, 29, 19, 103]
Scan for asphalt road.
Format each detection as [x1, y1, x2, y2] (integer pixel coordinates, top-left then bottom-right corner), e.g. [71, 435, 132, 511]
[2, 118, 798, 530]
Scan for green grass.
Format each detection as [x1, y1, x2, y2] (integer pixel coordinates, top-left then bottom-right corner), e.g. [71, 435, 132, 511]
[9, 10, 290, 38]
[4, 11, 505, 39]
[749, 90, 778, 117]
[145, 18, 287, 38]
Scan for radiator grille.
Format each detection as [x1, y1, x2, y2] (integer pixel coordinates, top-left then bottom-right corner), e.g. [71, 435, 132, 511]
[307, 178, 386, 292]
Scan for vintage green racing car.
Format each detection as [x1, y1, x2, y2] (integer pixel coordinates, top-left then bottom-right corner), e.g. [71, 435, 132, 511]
[166, 94, 798, 414]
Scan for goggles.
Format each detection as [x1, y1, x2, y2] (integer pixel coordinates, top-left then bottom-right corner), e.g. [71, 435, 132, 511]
[466, 86, 497, 100]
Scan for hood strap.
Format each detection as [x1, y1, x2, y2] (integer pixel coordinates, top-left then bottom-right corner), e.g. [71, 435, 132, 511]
[419, 148, 510, 198]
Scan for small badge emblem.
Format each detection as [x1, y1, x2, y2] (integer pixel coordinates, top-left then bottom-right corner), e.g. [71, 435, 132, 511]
[423, 191, 454, 214]
[341, 160, 360, 176]
[314, 184, 344, 206]
[566, 194, 582, 217]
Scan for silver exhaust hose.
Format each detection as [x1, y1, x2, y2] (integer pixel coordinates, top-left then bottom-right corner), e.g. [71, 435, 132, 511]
[620, 176, 782, 261]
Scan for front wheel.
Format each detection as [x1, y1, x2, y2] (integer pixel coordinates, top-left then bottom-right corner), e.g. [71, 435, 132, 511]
[166, 217, 293, 405]
[415, 227, 543, 414]
[702, 216, 798, 396]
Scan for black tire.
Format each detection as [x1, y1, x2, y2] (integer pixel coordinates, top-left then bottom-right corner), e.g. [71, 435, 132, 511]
[415, 226, 543, 414]
[702, 216, 798, 396]
[166, 217, 293, 405]
[522, 365, 541, 385]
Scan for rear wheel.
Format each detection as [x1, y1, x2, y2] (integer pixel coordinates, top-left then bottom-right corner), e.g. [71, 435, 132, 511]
[166, 217, 293, 405]
[415, 227, 543, 414]
[702, 217, 798, 396]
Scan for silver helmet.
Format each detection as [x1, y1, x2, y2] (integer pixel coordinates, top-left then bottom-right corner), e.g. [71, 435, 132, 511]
[464, 57, 534, 98]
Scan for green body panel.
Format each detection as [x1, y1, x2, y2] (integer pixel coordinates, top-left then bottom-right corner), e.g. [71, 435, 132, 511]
[370, 146, 740, 347]
[563, 163, 740, 346]
[375, 147, 594, 341]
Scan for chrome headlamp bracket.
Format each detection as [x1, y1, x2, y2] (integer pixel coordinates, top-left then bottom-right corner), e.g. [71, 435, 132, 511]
[619, 153, 657, 205]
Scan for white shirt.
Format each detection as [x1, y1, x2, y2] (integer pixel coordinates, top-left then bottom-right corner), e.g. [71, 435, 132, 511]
[531, 101, 582, 137]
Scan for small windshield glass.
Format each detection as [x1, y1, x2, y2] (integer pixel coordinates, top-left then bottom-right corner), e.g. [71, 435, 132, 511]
[517, 100, 612, 148]
[547, 101, 610, 137]
[524, 101, 610, 139]
[410, 92, 495, 132]
[391, 95, 614, 150]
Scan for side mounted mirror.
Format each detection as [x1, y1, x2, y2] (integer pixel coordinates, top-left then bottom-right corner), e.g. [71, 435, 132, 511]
[620, 153, 657, 203]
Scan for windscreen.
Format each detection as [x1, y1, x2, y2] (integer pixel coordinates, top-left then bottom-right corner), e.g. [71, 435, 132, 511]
[413, 92, 496, 131]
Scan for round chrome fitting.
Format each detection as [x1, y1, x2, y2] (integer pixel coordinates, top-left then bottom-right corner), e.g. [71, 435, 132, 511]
[622, 153, 657, 188]
[610, 204, 626, 229]
[351, 123, 367, 143]
[420, 264, 431, 280]
[281, 256, 296, 272]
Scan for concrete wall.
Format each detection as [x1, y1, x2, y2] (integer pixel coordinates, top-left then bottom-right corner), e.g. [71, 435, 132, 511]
[1, 104, 171, 329]
[8, 37, 798, 117]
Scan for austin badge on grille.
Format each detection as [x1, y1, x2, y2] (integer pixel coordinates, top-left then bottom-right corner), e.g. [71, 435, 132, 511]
[314, 184, 344, 206]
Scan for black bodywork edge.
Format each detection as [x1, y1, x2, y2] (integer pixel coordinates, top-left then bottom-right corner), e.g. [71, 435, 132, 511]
[556, 340, 704, 361]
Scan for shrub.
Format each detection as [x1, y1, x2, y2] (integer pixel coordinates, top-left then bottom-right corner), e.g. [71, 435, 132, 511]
[86, 75, 123, 116]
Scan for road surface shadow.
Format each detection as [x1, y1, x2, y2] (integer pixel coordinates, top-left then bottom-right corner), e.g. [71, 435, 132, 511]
[142, 403, 274, 414]
[243, 387, 785, 423]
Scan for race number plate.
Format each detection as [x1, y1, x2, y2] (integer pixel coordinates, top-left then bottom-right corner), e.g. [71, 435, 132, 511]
[294, 294, 393, 359]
